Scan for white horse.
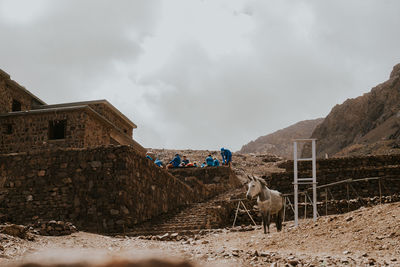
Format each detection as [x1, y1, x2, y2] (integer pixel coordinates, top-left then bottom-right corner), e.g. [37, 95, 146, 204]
[246, 176, 284, 234]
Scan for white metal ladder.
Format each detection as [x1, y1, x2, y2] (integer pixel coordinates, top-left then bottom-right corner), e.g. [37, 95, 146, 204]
[293, 139, 317, 227]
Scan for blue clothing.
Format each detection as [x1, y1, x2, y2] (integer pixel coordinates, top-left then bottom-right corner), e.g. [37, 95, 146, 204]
[206, 156, 214, 166]
[146, 155, 153, 161]
[201, 163, 206, 168]
[169, 155, 181, 168]
[154, 159, 163, 167]
[213, 159, 220, 167]
[221, 148, 232, 164]
[182, 159, 190, 165]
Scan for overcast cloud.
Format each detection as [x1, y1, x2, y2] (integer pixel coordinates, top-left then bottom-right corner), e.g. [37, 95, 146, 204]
[1, 0, 400, 151]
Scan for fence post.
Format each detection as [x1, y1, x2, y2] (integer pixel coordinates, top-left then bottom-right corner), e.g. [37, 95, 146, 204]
[378, 178, 382, 205]
[346, 182, 350, 212]
[304, 193, 307, 219]
[294, 141, 298, 227]
[312, 139, 317, 222]
[325, 188, 328, 216]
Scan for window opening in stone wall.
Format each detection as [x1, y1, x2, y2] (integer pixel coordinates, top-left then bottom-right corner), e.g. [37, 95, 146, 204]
[12, 100, 22, 111]
[49, 120, 67, 140]
[3, 124, 13, 134]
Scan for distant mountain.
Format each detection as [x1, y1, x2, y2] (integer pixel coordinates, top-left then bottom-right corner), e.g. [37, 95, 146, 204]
[239, 118, 324, 159]
[309, 63, 400, 158]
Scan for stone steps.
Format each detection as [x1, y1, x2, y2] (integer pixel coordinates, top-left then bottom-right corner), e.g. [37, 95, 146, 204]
[127, 188, 243, 236]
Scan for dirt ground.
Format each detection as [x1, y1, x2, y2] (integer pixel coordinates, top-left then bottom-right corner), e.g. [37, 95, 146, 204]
[1, 202, 399, 267]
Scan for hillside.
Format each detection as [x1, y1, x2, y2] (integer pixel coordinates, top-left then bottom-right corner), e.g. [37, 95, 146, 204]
[310, 63, 400, 158]
[239, 118, 324, 159]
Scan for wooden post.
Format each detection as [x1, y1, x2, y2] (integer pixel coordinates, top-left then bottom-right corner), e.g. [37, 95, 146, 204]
[304, 193, 307, 219]
[378, 178, 382, 205]
[325, 188, 328, 216]
[346, 182, 350, 212]
[241, 201, 257, 226]
[232, 201, 241, 227]
[283, 197, 287, 223]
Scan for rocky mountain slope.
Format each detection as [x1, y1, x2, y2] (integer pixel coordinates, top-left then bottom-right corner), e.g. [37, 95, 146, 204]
[310, 63, 400, 158]
[239, 118, 324, 159]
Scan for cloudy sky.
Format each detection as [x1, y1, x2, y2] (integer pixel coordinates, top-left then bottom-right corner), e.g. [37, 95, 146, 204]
[1, 0, 400, 151]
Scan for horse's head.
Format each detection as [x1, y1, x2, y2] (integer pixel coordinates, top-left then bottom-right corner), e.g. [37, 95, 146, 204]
[246, 176, 265, 200]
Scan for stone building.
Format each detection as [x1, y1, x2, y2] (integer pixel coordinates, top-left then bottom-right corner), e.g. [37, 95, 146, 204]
[0, 69, 145, 154]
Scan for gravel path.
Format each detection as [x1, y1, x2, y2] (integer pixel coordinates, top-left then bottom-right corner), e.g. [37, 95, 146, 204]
[2, 202, 399, 266]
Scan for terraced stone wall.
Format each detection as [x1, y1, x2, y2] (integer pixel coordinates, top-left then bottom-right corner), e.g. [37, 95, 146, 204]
[278, 154, 400, 172]
[0, 146, 207, 233]
[267, 154, 400, 200]
[168, 166, 242, 199]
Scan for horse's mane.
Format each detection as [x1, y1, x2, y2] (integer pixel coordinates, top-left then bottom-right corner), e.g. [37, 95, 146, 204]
[249, 175, 268, 188]
[257, 177, 267, 187]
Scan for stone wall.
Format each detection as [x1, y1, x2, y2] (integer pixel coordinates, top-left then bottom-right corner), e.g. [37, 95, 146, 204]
[84, 112, 112, 148]
[278, 154, 400, 172]
[256, 154, 400, 223]
[89, 103, 133, 137]
[0, 72, 42, 114]
[0, 146, 238, 233]
[0, 108, 113, 154]
[268, 154, 400, 200]
[168, 166, 242, 199]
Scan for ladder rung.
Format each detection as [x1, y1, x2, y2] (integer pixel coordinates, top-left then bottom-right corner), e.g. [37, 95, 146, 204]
[297, 158, 313, 161]
[297, 178, 314, 181]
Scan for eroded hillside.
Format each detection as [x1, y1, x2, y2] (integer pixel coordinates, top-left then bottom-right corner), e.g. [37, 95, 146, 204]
[239, 118, 324, 159]
[310, 63, 400, 158]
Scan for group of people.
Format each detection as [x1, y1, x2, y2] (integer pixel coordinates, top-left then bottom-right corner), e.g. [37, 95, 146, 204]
[201, 154, 220, 168]
[145, 148, 232, 170]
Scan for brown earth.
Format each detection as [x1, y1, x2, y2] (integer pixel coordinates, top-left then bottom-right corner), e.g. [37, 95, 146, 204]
[309, 63, 400, 158]
[2, 202, 399, 266]
[239, 118, 324, 159]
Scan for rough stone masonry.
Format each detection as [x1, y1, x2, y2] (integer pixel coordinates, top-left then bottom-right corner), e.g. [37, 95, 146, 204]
[0, 145, 240, 234]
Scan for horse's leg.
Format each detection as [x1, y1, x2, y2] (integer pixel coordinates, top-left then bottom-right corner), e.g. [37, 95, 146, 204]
[266, 211, 270, 234]
[276, 208, 283, 231]
[262, 213, 267, 234]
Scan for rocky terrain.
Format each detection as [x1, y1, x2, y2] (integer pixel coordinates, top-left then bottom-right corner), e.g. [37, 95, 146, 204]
[239, 118, 324, 159]
[147, 148, 285, 180]
[2, 201, 399, 266]
[310, 63, 400, 158]
[239, 63, 400, 159]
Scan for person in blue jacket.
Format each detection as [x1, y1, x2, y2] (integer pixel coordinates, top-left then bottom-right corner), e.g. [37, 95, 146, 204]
[213, 157, 220, 167]
[145, 152, 153, 161]
[167, 154, 181, 169]
[221, 148, 232, 166]
[182, 155, 190, 166]
[206, 154, 214, 166]
[154, 158, 163, 168]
